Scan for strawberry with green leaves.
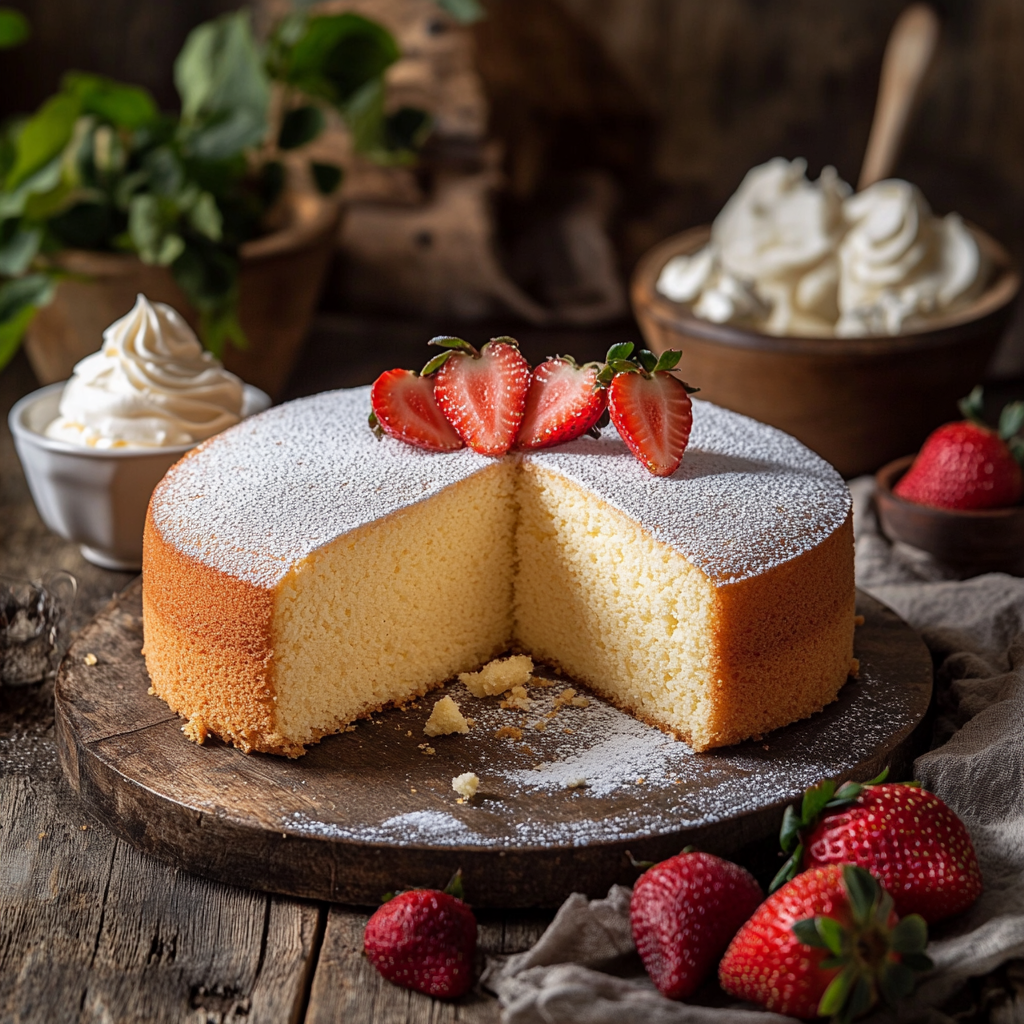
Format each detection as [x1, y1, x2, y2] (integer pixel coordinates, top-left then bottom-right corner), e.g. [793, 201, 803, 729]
[771, 769, 982, 924]
[719, 864, 932, 1022]
[514, 355, 608, 450]
[894, 385, 1024, 510]
[598, 342, 698, 477]
[363, 871, 477, 999]
[424, 336, 531, 456]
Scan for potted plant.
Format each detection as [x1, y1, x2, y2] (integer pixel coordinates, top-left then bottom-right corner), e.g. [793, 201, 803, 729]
[0, 7, 429, 397]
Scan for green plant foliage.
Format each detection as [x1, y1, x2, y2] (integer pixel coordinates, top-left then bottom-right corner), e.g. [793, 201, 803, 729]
[0, 8, 29, 49]
[433, 0, 485, 24]
[0, 5, 427, 371]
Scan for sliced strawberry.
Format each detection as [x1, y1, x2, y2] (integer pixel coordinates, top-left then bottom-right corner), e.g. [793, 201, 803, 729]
[607, 352, 695, 477]
[514, 357, 608, 450]
[429, 336, 531, 457]
[369, 369, 463, 452]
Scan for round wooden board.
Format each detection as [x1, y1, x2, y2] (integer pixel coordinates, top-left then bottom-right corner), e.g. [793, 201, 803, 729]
[56, 580, 932, 908]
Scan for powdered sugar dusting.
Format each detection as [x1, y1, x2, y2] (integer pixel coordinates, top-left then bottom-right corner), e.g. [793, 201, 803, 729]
[149, 386, 849, 588]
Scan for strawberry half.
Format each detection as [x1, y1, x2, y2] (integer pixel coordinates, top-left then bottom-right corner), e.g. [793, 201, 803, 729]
[772, 769, 982, 924]
[893, 386, 1024, 510]
[601, 344, 696, 477]
[720, 864, 932, 1021]
[514, 356, 608, 450]
[363, 872, 477, 999]
[427, 336, 531, 457]
[630, 850, 763, 1000]
[369, 368, 464, 451]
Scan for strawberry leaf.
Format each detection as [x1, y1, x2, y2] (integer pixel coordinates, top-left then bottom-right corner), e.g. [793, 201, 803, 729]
[443, 868, 465, 899]
[429, 335, 477, 355]
[368, 410, 384, 440]
[606, 342, 634, 362]
[848, 975, 874, 1022]
[488, 335, 520, 349]
[818, 964, 856, 1017]
[791, 917, 828, 948]
[779, 803, 802, 853]
[802, 778, 837, 823]
[607, 359, 639, 374]
[841, 864, 879, 924]
[652, 349, 682, 373]
[890, 914, 928, 954]
[957, 385, 986, 425]
[636, 349, 658, 372]
[421, 350, 454, 375]
[999, 401, 1024, 441]
[769, 845, 801, 892]
[815, 915, 847, 956]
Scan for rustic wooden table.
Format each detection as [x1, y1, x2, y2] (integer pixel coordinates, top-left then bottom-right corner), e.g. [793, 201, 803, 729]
[3, 315, 1019, 1023]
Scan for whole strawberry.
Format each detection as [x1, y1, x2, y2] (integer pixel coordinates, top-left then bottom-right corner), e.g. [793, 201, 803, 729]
[598, 343, 698, 477]
[426, 336, 531, 456]
[720, 864, 932, 1021]
[363, 874, 477, 999]
[894, 386, 1024, 510]
[771, 770, 982, 925]
[630, 850, 762, 999]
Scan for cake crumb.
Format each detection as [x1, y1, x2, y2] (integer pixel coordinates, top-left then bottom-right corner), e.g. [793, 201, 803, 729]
[417, 743, 436, 755]
[452, 772, 479, 799]
[459, 655, 534, 697]
[38, 832, 47, 840]
[533, 720, 546, 731]
[182, 718, 208, 745]
[854, 614, 865, 626]
[566, 778, 587, 789]
[849, 658, 861, 679]
[494, 726, 523, 740]
[147, 686, 156, 696]
[83, 653, 97, 666]
[570, 696, 590, 708]
[562, 728, 574, 735]
[501, 684, 532, 711]
[424, 696, 469, 737]
[530, 676, 556, 688]
[406, 730, 412, 737]
[554, 688, 580, 708]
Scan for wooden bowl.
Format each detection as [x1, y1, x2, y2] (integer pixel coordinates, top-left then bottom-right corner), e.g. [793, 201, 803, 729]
[874, 455, 1024, 574]
[631, 225, 1020, 477]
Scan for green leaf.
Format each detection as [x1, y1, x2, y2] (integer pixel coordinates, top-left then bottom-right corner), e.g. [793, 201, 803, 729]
[443, 868, 465, 900]
[0, 8, 29, 49]
[0, 156, 62, 218]
[606, 342, 634, 362]
[421, 350, 453, 376]
[7, 93, 80, 190]
[841, 865, 879, 924]
[608, 359, 639, 374]
[175, 10, 270, 161]
[815, 915, 847, 956]
[0, 223, 41, 275]
[200, 306, 246, 358]
[958, 384, 986, 424]
[63, 72, 158, 129]
[779, 803, 801, 853]
[879, 961, 917, 1006]
[188, 191, 223, 242]
[791, 917, 828, 949]
[434, 0, 486, 24]
[276, 13, 399, 107]
[47, 202, 115, 250]
[344, 77, 387, 155]
[890, 914, 928, 954]
[999, 401, 1024, 441]
[428, 335, 476, 354]
[636, 349, 657, 372]
[128, 194, 184, 265]
[848, 975, 874, 1021]
[0, 273, 54, 371]
[818, 965, 855, 1018]
[653, 349, 682, 373]
[368, 410, 384, 440]
[278, 105, 325, 150]
[384, 106, 431, 153]
[310, 161, 343, 194]
[769, 847, 801, 893]
[866, 767, 890, 786]
[801, 778, 837, 825]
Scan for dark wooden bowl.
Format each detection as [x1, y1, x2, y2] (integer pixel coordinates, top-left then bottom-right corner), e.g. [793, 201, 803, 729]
[874, 455, 1024, 574]
[631, 225, 1020, 478]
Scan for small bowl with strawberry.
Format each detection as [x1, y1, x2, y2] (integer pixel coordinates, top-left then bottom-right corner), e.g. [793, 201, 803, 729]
[874, 386, 1024, 575]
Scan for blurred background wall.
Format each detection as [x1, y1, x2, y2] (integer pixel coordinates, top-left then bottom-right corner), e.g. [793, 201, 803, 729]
[1, 0, 1021, 341]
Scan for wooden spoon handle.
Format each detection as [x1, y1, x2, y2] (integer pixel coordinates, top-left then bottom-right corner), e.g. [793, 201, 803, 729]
[858, 3, 941, 191]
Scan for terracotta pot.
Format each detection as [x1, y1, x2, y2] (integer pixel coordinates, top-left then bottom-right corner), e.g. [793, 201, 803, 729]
[23, 191, 341, 399]
[631, 225, 1020, 477]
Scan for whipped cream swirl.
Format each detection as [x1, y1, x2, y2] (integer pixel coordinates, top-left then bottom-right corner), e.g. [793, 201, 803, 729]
[836, 179, 985, 336]
[656, 158, 987, 337]
[45, 294, 244, 449]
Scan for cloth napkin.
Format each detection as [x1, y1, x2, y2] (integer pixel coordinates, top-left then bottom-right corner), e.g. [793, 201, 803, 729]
[483, 478, 1024, 1023]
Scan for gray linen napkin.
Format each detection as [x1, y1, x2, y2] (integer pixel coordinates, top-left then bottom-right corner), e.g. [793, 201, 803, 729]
[484, 477, 1024, 1023]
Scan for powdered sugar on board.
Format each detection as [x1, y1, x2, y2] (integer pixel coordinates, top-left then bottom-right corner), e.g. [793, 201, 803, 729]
[148, 386, 850, 589]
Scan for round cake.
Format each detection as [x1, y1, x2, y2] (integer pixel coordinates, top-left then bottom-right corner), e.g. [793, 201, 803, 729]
[142, 387, 854, 756]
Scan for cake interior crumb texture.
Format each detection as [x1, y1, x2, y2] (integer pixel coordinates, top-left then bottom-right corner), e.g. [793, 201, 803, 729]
[143, 387, 854, 757]
[424, 696, 471, 737]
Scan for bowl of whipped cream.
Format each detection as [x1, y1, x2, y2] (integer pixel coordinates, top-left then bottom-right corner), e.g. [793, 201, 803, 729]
[631, 158, 1020, 477]
[9, 294, 271, 571]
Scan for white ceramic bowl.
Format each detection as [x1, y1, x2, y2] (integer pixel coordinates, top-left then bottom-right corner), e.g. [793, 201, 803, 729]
[9, 381, 271, 571]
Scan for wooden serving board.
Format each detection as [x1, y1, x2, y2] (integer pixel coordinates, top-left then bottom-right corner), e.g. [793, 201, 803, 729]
[55, 580, 932, 908]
